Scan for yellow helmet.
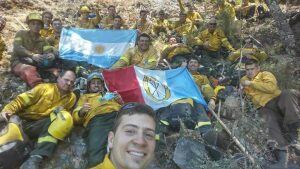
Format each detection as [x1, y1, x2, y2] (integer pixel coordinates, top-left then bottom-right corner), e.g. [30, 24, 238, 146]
[80, 5, 90, 13]
[48, 110, 73, 140]
[26, 13, 43, 24]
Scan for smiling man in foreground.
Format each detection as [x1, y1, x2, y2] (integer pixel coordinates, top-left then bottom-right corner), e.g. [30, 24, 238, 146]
[91, 102, 156, 169]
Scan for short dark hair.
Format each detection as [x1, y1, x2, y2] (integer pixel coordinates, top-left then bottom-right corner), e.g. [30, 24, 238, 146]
[113, 15, 122, 20]
[58, 69, 75, 78]
[137, 33, 151, 41]
[112, 102, 156, 133]
[245, 59, 259, 66]
[188, 56, 200, 63]
[42, 11, 53, 18]
[108, 5, 115, 10]
[140, 9, 148, 15]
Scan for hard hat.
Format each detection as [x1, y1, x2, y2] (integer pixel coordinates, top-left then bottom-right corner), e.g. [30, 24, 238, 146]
[80, 5, 90, 13]
[48, 110, 73, 140]
[26, 13, 43, 24]
[87, 72, 103, 83]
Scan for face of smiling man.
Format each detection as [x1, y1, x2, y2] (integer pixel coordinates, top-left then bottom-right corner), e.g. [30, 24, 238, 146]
[108, 113, 156, 169]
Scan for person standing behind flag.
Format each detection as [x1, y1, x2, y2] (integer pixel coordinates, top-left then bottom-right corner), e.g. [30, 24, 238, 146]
[111, 33, 159, 69]
[72, 72, 122, 168]
[40, 11, 53, 38]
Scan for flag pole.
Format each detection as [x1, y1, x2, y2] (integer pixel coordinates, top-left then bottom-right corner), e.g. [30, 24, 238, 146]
[208, 107, 256, 164]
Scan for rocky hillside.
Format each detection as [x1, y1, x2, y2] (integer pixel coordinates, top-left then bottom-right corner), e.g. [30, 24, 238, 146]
[0, 0, 299, 168]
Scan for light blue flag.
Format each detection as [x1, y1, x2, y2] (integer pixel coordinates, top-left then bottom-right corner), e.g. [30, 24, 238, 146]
[134, 66, 208, 110]
[59, 28, 137, 68]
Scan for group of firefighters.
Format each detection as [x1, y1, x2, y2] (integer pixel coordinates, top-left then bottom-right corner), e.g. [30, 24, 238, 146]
[0, 0, 299, 169]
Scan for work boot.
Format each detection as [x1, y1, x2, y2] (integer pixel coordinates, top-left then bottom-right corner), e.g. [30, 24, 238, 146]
[20, 155, 43, 169]
[288, 122, 300, 155]
[269, 149, 288, 169]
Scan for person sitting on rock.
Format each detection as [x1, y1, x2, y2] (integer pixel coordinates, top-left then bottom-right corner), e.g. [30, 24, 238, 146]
[185, 2, 204, 28]
[40, 11, 54, 38]
[170, 12, 196, 38]
[240, 60, 300, 168]
[11, 13, 59, 88]
[77, 5, 101, 29]
[151, 10, 170, 37]
[91, 102, 157, 169]
[192, 18, 235, 60]
[235, 0, 256, 20]
[159, 35, 193, 69]
[72, 72, 122, 168]
[132, 9, 152, 35]
[111, 33, 159, 69]
[215, 0, 236, 22]
[0, 70, 77, 169]
[0, 16, 6, 62]
[227, 36, 267, 63]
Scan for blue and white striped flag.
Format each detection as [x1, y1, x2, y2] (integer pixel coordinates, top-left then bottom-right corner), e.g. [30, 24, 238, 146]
[59, 28, 137, 68]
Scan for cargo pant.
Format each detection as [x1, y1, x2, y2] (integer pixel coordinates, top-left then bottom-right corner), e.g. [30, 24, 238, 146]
[259, 89, 300, 148]
[23, 118, 57, 157]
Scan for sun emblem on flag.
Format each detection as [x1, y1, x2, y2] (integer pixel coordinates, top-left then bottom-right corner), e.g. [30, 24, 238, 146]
[94, 45, 105, 54]
[143, 76, 171, 102]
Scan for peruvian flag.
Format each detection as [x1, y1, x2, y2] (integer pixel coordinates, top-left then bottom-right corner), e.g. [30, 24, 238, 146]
[103, 66, 207, 110]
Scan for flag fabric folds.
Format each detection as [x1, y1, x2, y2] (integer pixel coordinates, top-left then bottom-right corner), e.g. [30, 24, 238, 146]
[59, 28, 137, 68]
[103, 66, 208, 110]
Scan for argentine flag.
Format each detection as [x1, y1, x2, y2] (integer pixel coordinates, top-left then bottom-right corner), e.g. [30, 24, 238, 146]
[103, 66, 208, 110]
[59, 28, 137, 68]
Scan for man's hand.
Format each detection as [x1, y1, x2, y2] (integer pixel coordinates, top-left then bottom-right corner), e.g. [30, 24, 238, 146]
[208, 99, 216, 110]
[32, 54, 44, 63]
[0, 111, 13, 122]
[79, 102, 91, 117]
[240, 80, 251, 87]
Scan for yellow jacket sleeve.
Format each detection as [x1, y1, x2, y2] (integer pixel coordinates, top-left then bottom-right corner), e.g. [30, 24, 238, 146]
[72, 96, 85, 125]
[2, 84, 44, 114]
[219, 30, 235, 51]
[249, 72, 279, 94]
[111, 49, 133, 69]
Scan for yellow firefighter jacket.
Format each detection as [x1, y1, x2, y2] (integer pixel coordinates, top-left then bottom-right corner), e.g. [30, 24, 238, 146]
[192, 72, 216, 101]
[102, 15, 114, 29]
[194, 28, 235, 52]
[227, 47, 267, 62]
[40, 27, 54, 38]
[151, 19, 170, 35]
[187, 11, 203, 25]
[171, 18, 196, 37]
[90, 154, 115, 169]
[2, 83, 76, 120]
[216, 1, 236, 21]
[133, 19, 152, 34]
[73, 93, 121, 127]
[241, 71, 281, 108]
[112, 46, 159, 69]
[161, 44, 193, 60]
